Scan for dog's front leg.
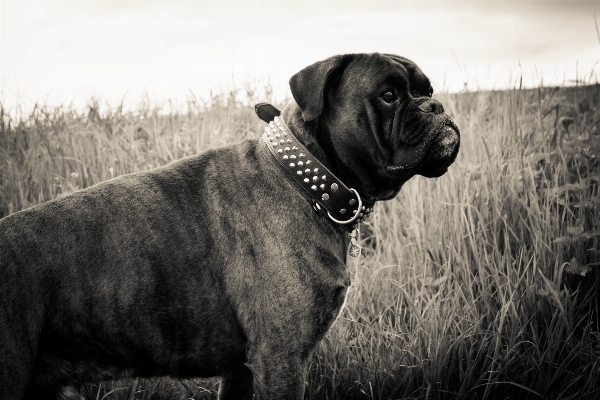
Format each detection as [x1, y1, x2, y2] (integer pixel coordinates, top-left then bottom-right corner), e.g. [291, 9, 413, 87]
[246, 351, 308, 400]
[218, 353, 307, 400]
[218, 363, 254, 400]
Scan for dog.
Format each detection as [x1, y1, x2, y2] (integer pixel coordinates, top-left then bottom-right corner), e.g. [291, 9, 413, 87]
[0, 53, 459, 399]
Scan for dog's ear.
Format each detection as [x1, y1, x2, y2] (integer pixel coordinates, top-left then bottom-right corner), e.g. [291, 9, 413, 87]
[289, 55, 351, 122]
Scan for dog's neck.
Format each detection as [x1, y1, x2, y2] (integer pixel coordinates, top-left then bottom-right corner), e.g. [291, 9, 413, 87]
[282, 103, 378, 205]
[260, 102, 374, 232]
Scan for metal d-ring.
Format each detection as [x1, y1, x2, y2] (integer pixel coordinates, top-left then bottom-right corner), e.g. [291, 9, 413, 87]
[327, 188, 363, 225]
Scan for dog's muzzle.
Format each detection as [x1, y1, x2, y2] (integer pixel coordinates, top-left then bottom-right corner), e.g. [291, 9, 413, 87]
[398, 99, 445, 146]
[416, 116, 460, 178]
[387, 110, 460, 179]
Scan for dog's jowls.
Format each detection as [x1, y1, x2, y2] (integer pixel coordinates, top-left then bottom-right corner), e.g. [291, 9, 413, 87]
[0, 53, 459, 400]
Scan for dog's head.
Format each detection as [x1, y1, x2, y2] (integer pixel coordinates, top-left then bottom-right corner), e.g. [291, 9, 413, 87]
[289, 53, 460, 201]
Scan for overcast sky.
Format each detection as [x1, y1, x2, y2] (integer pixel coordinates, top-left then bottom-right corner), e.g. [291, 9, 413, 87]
[1, 1, 599, 112]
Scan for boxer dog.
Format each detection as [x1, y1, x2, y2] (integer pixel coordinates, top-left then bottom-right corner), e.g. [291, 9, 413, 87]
[0, 53, 459, 399]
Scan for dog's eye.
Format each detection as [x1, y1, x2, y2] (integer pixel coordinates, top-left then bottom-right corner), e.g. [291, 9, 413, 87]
[428, 87, 434, 97]
[380, 91, 396, 103]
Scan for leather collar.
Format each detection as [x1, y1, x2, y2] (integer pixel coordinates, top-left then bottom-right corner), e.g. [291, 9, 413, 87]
[255, 103, 373, 231]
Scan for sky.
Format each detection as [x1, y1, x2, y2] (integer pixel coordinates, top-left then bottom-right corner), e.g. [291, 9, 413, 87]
[1, 1, 600, 113]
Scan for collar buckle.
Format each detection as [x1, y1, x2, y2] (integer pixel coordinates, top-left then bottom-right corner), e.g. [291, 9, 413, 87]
[326, 188, 362, 225]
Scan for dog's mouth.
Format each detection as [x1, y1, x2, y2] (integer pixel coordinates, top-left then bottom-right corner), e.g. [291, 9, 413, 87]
[386, 118, 460, 179]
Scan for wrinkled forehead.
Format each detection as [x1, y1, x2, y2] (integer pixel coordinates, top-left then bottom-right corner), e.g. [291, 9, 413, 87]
[342, 53, 431, 94]
[383, 54, 431, 87]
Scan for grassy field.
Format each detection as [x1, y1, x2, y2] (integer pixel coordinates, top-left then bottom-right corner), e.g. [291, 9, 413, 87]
[1, 82, 599, 400]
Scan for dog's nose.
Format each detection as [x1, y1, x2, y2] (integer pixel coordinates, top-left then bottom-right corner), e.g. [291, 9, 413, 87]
[418, 100, 444, 115]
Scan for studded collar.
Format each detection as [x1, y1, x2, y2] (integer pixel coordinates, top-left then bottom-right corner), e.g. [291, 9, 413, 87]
[256, 103, 373, 232]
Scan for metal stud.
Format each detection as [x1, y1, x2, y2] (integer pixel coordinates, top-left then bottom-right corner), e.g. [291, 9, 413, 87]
[306, 160, 312, 165]
[331, 183, 338, 192]
[312, 176, 319, 182]
[289, 163, 295, 168]
[352, 209, 357, 214]
[273, 142, 278, 147]
[305, 169, 311, 174]
[299, 153, 305, 158]
[359, 212, 364, 217]
[282, 132, 287, 136]
[298, 161, 304, 167]
[287, 139, 292, 143]
[349, 199, 356, 205]
[292, 146, 298, 150]
[297, 171, 303, 176]
[277, 148, 283, 153]
[311, 185, 317, 191]
[340, 208, 347, 214]
[322, 193, 329, 201]
[275, 134, 280, 139]
[362, 206, 365, 211]
[290, 155, 296, 159]
[319, 184, 325, 190]
[283, 155, 289, 160]
[269, 137, 274, 142]
[321, 175, 327, 181]
[279, 139, 284, 144]
[285, 147, 290, 152]
[279, 127, 285, 132]
[313, 168, 319, 174]
[304, 177, 309, 183]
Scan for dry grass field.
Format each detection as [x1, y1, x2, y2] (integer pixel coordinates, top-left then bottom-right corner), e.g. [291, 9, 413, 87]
[1, 81, 599, 399]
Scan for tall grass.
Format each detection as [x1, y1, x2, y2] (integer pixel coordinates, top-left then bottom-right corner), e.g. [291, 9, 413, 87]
[1, 82, 599, 399]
